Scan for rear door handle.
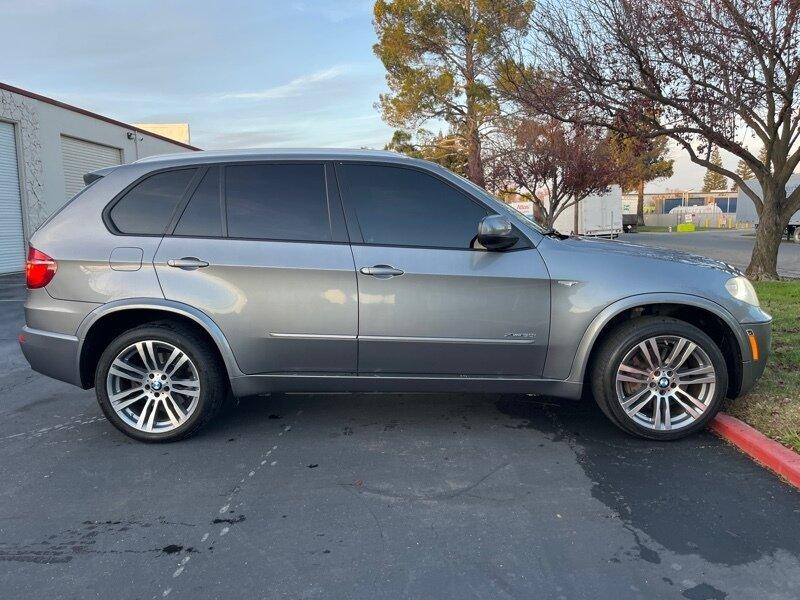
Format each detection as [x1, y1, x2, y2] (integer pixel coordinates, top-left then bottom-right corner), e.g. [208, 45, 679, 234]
[359, 265, 404, 279]
[167, 257, 209, 270]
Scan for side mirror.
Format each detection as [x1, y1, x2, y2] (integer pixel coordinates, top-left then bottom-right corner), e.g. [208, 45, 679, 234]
[477, 215, 518, 251]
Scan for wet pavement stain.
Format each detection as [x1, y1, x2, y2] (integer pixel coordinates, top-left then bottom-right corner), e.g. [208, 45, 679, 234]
[495, 394, 800, 567]
[212, 515, 246, 525]
[682, 582, 728, 600]
[0, 519, 197, 564]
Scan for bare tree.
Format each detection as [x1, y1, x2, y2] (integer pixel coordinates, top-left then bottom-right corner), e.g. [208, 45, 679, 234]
[486, 117, 617, 229]
[501, 0, 800, 279]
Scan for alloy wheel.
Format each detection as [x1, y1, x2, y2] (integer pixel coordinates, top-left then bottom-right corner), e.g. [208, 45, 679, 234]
[106, 340, 201, 434]
[615, 335, 717, 431]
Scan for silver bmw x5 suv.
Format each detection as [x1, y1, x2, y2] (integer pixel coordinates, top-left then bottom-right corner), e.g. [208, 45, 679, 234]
[20, 149, 771, 442]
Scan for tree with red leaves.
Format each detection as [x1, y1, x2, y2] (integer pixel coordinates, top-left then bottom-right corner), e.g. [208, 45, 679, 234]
[486, 117, 618, 229]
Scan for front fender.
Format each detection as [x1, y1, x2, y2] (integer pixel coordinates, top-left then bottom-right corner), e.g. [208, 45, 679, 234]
[564, 292, 749, 385]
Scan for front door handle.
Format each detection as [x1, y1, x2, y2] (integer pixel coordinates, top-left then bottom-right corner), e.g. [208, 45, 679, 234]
[359, 265, 404, 279]
[167, 257, 209, 270]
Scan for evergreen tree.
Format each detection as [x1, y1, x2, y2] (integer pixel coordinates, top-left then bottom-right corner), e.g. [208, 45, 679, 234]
[611, 134, 673, 225]
[731, 159, 754, 190]
[373, 0, 534, 186]
[701, 148, 728, 192]
[385, 129, 468, 176]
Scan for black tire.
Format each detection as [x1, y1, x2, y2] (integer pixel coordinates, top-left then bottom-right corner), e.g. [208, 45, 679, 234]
[95, 323, 227, 442]
[590, 317, 728, 441]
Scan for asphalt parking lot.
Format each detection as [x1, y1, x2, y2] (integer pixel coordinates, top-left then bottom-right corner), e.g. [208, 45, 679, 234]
[2, 272, 800, 600]
[621, 229, 800, 278]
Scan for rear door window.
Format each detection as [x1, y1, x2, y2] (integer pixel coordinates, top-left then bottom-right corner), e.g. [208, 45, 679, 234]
[109, 169, 196, 235]
[225, 163, 331, 241]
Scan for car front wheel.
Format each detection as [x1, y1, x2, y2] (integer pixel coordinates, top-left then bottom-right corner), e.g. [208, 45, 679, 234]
[591, 317, 728, 440]
[95, 323, 226, 442]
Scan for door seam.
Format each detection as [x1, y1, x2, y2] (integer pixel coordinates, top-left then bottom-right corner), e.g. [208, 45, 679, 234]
[345, 241, 361, 375]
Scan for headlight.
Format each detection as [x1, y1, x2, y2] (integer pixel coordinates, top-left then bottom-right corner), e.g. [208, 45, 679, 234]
[725, 276, 760, 306]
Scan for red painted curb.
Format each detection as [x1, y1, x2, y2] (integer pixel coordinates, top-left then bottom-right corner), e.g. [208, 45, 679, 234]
[710, 413, 800, 488]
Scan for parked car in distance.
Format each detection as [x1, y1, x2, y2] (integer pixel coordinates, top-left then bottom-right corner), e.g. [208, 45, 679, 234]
[20, 149, 772, 442]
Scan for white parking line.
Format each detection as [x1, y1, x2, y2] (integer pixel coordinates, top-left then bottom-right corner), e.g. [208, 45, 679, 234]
[160, 423, 292, 597]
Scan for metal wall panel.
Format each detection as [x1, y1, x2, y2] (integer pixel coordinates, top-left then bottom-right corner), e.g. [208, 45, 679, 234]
[61, 135, 121, 200]
[0, 122, 25, 274]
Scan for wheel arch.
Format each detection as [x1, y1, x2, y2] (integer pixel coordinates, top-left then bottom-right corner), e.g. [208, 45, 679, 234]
[571, 293, 746, 398]
[76, 299, 242, 389]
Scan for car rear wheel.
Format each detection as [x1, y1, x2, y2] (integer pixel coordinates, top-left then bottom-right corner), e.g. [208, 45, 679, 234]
[591, 317, 728, 440]
[95, 323, 226, 442]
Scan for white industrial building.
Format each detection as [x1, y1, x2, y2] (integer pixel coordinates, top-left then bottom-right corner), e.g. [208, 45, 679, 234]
[0, 82, 198, 274]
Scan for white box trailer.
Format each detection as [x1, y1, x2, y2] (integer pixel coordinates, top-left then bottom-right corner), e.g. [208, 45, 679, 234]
[553, 185, 623, 237]
[736, 174, 800, 242]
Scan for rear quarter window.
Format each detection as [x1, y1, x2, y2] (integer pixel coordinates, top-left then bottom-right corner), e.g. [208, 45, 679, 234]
[108, 168, 197, 235]
[173, 167, 223, 237]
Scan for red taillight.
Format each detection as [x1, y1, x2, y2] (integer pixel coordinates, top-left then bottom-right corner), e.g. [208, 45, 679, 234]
[26, 246, 57, 289]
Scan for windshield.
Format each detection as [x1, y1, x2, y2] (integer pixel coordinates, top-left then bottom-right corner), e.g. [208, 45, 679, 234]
[447, 171, 548, 234]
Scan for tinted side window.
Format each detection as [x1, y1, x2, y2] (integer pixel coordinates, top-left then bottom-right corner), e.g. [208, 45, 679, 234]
[338, 164, 490, 248]
[174, 168, 222, 237]
[109, 169, 196, 234]
[225, 163, 331, 241]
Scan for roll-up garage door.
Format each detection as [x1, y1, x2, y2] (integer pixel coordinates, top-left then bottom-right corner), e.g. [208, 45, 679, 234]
[61, 135, 122, 200]
[0, 122, 26, 274]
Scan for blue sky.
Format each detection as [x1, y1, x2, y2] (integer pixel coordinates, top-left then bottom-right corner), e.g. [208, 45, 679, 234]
[0, 0, 721, 190]
[0, 0, 392, 149]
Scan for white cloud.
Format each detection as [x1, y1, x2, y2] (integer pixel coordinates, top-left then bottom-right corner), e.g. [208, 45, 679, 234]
[218, 65, 352, 101]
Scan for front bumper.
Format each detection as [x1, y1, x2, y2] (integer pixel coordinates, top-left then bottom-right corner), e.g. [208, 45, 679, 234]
[736, 320, 772, 397]
[19, 326, 82, 387]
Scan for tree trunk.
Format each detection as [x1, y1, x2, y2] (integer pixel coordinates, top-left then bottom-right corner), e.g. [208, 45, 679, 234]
[463, 20, 485, 188]
[573, 199, 580, 235]
[745, 189, 784, 280]
[636, 180, 645, 226]
[532, 199, 545, 225]
[543, 207, 556, 229]
[467, 126, 485, 187]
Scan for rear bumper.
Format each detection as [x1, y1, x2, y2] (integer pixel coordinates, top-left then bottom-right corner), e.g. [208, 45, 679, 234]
[19, 326, 82, 387]
[736, 320, 772, 397]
